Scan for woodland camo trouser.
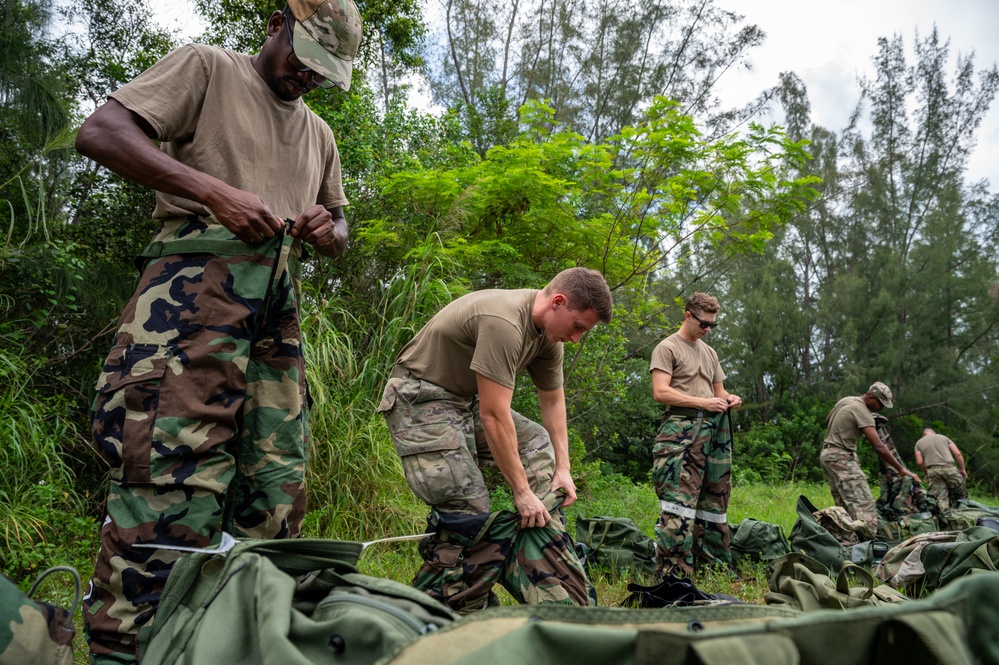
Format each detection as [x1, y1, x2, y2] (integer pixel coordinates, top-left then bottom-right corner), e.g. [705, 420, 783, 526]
[84, 227, 308, 664]
[652, 409, 733, 577]
[926, 464, 968, 512]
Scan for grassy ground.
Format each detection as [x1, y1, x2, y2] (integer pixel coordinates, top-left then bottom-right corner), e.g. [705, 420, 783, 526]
[353, 478, 835, 606]
[354, 477, 996, 606]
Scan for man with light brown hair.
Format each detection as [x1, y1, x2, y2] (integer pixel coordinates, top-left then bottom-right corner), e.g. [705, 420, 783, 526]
[378, 267, 612, 612]
[649, 292, 741, 577]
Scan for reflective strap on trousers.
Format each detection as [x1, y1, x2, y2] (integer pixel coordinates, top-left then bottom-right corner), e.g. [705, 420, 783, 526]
[659, 500, 726, 524]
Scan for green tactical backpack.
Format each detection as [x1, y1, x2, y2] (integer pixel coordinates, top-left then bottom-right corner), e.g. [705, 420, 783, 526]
[0, 567, 80, 665]
[575, 515, 657, 578]
[788, 495, 892, 571]
[729, 518, 791, 563]
[384, 572, 999, 665]
[139, 538, 456, 665]
[938, 500, 999, 531]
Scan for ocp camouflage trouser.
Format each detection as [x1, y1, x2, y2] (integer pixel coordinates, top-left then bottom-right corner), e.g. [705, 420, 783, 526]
[84, 230, 308, 664]
[820, 447, 877, 536]
[377, 374, 594, 613]
[926, 464, 968, 512]
[651, 410, 732, 577]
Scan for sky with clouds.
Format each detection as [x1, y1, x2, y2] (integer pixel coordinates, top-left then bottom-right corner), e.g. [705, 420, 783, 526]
[148, 0, 999, 188]
[711, 0, 999, 187]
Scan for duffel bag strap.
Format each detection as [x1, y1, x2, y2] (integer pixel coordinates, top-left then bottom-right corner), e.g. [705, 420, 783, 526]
[233, 538, 364, 575]
[836, 560, 875, 599]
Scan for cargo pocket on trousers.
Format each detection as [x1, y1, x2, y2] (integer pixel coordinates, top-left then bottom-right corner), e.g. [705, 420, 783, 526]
[396, 423, 472, 507]
[91, 343, 171, 484]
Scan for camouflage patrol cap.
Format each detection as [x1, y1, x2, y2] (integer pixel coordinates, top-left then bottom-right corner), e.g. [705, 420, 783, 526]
[868, 381, 893, 408]
[288, 0, 363, 91]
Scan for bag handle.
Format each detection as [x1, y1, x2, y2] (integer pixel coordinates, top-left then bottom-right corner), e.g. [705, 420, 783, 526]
[28, 566, 82, 620]
[579, 516, 614, 552]
[836, 560, 875, 599]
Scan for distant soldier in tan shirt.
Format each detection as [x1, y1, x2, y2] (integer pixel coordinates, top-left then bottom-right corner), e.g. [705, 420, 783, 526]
[915, 428, 968, 512]
[820, 382, 920, 536]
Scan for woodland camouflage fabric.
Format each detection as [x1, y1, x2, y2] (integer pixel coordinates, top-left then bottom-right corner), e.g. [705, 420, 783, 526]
[926, 465, 968, 512]
[412, 501, 595, 612]
[651, 410, 732, 577]
[85, 227, 308, 663]
[379, 376, 594, 612]
[0, 574, 74, 665]
[875, 416, 936, 523]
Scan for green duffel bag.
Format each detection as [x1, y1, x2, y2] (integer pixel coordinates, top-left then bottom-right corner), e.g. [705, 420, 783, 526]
[939, 500, 999, 531]
[385, 571, 999, 665]
[139, 538, 456, 665]
[789, 495, 892, 570]
[878, 511, 938, 542]
[575, 515, 657, 578]
[875, 526, 999, 594]
[789, 495, 847, 570]
[764, 552, 909, 612]
[729, 518, 791, 563]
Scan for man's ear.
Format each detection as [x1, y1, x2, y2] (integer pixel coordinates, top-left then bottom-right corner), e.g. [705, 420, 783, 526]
[266, 10, 284, 37]
[552, 293, 567, 310]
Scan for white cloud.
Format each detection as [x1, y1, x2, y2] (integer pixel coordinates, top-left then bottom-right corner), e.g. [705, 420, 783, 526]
[714, 0, 999, 187]
[145, 0, 999, 187]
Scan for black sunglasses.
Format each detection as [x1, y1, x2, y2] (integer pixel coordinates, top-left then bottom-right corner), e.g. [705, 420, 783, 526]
[687, 310, 718, 329]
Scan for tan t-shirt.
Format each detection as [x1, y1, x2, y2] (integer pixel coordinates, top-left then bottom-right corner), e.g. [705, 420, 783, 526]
[397, 289, 563, 398]
[109, 44, 346, 243]
[649, 332, 724, 400]
[824, 396, 876, 453]
[915, 434, 956, 467]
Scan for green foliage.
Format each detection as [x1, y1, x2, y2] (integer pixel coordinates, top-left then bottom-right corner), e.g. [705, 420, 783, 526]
[428, 0, 769, 142]
[0, 342, 89, 580]
[735, 396, 831, 484]
[192, 0, 280, 52]
[59, 0, 176, 103]
[0, 0, 72, 160]
[301, 233, 462, 541]
[367, 97, 817, 292]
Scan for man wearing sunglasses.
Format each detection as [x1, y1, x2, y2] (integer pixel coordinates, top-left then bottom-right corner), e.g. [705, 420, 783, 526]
[649, 292, 742, 578]
[74, 2, 362, 663]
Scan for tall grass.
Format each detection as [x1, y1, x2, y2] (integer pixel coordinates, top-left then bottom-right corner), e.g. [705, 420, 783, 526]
[302, 235, 462, 541]
[0, 343, 84, 559]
